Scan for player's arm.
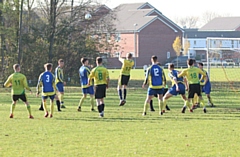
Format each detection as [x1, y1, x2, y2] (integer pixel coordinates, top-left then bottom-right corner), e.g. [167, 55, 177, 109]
[200, 71, 208, 85]
[3, 75, 13, 87]
[52, 75, 57, 91]
[57, 68, 64, 82]
[36, 74, 43, 95]
[88, 69, 94, 85]
[142, 68, 150, 88]
[183, 77, 189, 91]
[178, 70, 186, 78]
[106, 69, 110, 88]
[23, 76, 32, 92]
[118, 54, 124, 63]
[162, 69, 166, 87]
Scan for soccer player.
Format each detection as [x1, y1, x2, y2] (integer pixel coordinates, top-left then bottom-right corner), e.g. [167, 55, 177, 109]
[162, 63, 191, 114]
[178, 59, 207, 113]
[55, 59, 66, 110]
[142, 55, 166, 116]
[198, 62, 215, 107]
[78, 57, 95, 111]
[88, 57, 109, 117]
[4, 64, 34, 119]
[36, 63, 56, 118]
[117, 53, 134, 106]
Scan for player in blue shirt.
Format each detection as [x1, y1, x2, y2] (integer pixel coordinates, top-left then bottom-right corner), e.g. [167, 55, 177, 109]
[78, 57, 95, 111]
[142, 55, 166, 116]
[162, 63, 192, 114]
[36, 63, 57, 118]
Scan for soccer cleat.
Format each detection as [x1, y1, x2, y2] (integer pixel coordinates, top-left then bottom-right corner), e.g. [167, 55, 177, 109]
[210, 104, 216, 107]
[91, 108, 95, 112]
[166, 105, 170, 111]
[58, 108, 62, 112]
[192, 105, 198, 110]
[160, 112, 163, 115]
[203, 108, 207, 113]
[119, 100, 126, 106]
[142, 112, 146, 116]
[150, 109, 155, 112]
[44, 112, 49, 118]
[50, 114, 53, 118]
[190, 109, 193, 113]
[181, 106, 186, 113]
[9, 113, 13, 118]
[61, 105, 66, 108]
[196, 103, 200, 108]
[29, 115, 34, 119]
[99, 111, 104, 117]
[162, 110, 165, 113]
[77, 106, 81, 112]
[39, 106, 44, 111]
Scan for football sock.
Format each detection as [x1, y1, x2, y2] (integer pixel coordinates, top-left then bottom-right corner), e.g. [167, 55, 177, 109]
[159, 101, 164, 112]
[163, 99, 167, 110]
[10, 103, 16, 114]
[97, 105, 102, 113]
[90, 97, 94, 109]
[123, 89, 127, 100]
[208, 96, 213, 105]
[59, 94, 64, 105]
[50, 101, 54, 115]
[43, 101, 47, 112]
[118, 89, 122, 100]
[143, 102, 149, 113]
[79, 96, 85, 107]
[193, 94, 198, 104]
[149, 100, 154, 110]
[185, 100, 191, 109]
[56, 100, 61, 110]
[102, 104, 105, 111]
[200, 99, 205, 108]
[26, 105, 32, 115]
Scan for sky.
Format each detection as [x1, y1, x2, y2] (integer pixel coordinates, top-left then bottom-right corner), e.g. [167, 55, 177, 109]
[102, 0, 240, 19]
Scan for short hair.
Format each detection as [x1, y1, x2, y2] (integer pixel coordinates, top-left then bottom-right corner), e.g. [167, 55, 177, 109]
[44, 63, 53, 70]
[198, 62, 203, 66]
[81, 57, 88, 64]
[13, 64, 20, 71]
[126, 53, 132, 59]
[151, 55, 157, 62]
[169, 63, 174, 69]
[156, 62, 161, 66]
[96, 57, 102, 64]
[58, 59, 64, 63]
[187, 59, 194, 66]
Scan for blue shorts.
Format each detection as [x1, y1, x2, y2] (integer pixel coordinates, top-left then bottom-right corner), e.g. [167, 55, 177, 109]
[56, 82, 64, 92]
[147, 88, 164, 96]
[82, 86, 94, 95]
[202, 84, 211, 94]
[42, 95, 55, 100]
[168, 83, 185, 96]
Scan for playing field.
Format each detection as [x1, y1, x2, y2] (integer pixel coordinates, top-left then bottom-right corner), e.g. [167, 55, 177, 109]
[0, 68, 240, 156]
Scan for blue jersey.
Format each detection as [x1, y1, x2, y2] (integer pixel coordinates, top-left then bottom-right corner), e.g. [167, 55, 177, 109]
[199, 69, 211, 86]
[79, 65, 92, 88]
[144, 64, 166, 89]
[37, 71, 56, 96]
[168, 69, 184, 86]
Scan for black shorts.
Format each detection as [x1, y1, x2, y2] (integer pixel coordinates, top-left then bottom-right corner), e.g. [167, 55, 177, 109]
[95, 84, 106, 99]
[119, 75, 130, 86]
[12, 94, 27, 102]
[188, 84, 201, 99]
[154, 88, 168, 97]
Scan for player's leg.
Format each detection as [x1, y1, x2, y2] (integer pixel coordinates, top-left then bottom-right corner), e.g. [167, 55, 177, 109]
[158, 92, 164, 115]
[89, 86, 95, 111]
[95, 84, 106, 117]
[49, 95, 55, 118]
[56, 82, 65, 108]
[117, 75, 123, 105]
[142, 94, 153, 116]
[183, 84, 195, 113]
[10, 95, 18, 118]
[21, 94, 34, 119]
[122, 75, 130, 104]
[204, 85, 215, 107]
[196, 84, 206, 113]
[163, 88, 170, 110]
[42, 96, 49, 117]
[78, 87, 87, 111]
[162, 91, 172, 113]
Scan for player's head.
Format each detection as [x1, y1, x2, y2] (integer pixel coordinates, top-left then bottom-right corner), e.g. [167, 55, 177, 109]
[187, 58, 194, 66]
[151, 55, 158, 63]
[198, 62, 203, 69]
[44, 63, 53, 71]
[156, 62, 161, 66]
[126, 53, 132, 59]
[58, 59, 64, 67]
[168, 63, 174, 70]
[81, 57, 89, 65]
[96, 57, 103, 65]
[13, 64, 20, 72]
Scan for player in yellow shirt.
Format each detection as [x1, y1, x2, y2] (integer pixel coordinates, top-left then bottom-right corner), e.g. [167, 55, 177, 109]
[4, 64, 34, 119]
[55, 59, 66, 109]
[118, 53, 134, 106]
[178, 59, 207, 113]
[88, 57, 109, 117]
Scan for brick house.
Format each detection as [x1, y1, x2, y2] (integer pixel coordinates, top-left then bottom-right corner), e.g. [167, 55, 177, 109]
[104, 2, 183, 68]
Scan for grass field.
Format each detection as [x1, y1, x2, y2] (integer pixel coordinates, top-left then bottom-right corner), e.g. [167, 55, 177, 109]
[1, 68, 240, 156]
[0, 86, 240, 156]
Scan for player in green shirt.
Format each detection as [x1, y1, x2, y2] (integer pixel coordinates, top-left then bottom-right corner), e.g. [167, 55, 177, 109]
[4, 64, 34, 119]
[178, 59, 207, 113]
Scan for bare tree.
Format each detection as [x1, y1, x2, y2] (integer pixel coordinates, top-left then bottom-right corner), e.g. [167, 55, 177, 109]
[175, 16, 199, 28]
[201, 11, 221, 26]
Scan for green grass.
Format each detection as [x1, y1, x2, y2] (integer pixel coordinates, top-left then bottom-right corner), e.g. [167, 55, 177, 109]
[1, 87, 240, 156]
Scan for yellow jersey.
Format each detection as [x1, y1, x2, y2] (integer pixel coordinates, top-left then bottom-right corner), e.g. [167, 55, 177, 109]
[89, 65, 109, 85]
[119, 58, 134, 76]
[55, 66, 64, 84]
[178, 66, 206, 84]
[4, 72, 31, 95]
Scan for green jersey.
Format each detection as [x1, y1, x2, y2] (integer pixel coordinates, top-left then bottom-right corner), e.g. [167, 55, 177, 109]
[178, 66, 206, 84]
[4, 72, 31, 95]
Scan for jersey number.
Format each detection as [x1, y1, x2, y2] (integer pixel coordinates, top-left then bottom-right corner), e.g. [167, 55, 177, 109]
[153, 68, 159, 76]
[14, 80, 20, 85]
[190, 73, 197, 79]
[46, 75, 50, 82]
[126, 67, 131, 71]
[98, 73, 103, 80]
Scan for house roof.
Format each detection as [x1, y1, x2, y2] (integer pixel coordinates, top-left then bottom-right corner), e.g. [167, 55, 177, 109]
[111, 2, 183, 33]
[184, 29, 240, 38]
[199, 17, 240, 31]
